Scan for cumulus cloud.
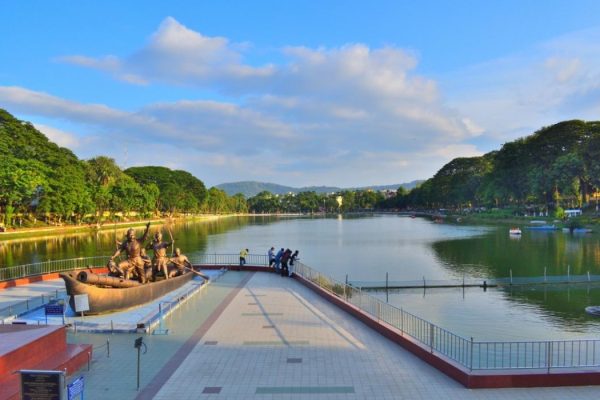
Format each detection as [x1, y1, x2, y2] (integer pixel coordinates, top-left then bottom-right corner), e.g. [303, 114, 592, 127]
[443, 27, 600, 145]
[6, 17, 497, 186]
[33, 124, 80, 148]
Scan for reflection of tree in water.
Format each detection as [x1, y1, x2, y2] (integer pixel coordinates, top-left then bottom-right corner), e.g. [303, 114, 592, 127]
[500, 284, 600, 332]
[431, 229, 600, 280]
[0, 216, 277, 268]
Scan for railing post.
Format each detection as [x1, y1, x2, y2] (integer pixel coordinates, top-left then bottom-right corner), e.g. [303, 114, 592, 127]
[568, 265, 570, 282]
[429, 324, 434, 353]
[547, 341, 552, 373]
[510, 269, 513, 285]
[400, 307, 404, 335]
[470, 337, 474, 371]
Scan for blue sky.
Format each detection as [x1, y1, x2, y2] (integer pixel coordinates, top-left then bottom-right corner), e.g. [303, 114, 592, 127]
[2, 1, 600, 188]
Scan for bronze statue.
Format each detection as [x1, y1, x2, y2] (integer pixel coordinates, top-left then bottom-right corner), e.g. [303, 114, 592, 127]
[140, 248, 153, 281]
[149, 231, 172, 279]
[109, 222, 151, 283]
[169, 247, 192, 278]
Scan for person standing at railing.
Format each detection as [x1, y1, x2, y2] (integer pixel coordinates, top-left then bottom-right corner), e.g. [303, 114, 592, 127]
[280, 249, 292, 277]
[239, 248, 249, 266]
[288, 250, 299, 277]
[274, 248, 284, 273]
[268, 247, 275, 268]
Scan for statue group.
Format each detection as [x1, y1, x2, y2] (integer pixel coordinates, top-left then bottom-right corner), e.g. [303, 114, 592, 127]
[108, 222, 193, 283]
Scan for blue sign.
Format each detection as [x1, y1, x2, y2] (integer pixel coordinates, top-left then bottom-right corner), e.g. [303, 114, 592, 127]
[45, 304, 64, 315]
[68, 376, 84, 400]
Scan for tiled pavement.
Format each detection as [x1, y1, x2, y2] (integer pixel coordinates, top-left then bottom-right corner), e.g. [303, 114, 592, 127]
[3, 271, 600, 399]
[149, 272, 599, 399]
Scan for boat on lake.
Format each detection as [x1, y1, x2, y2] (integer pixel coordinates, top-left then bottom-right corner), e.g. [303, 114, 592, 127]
[585, 306, 600, 316]
[509, 228, 522, 235]
[526, 225, 559, 231]
[60, 269, 200, 315]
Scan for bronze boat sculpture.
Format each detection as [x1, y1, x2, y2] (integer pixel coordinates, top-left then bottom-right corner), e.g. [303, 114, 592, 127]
[60, 269, 197, 315]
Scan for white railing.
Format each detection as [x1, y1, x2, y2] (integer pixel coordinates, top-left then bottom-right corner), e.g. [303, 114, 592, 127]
[293, 261, 600, 372]
[2, 255, 600, 372]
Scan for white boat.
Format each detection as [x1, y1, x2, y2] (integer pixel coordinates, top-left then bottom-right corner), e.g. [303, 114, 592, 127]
[585, 306, 600, 316]
[509, 228, 522, 235]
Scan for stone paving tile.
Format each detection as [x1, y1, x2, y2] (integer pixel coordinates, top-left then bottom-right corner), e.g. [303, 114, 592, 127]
[153, 272, 600, 400]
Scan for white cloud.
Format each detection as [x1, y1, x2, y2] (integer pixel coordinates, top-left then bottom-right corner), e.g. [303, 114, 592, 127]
[33, 124, 79, 148]
[4, 18, 496, 186]
[443, 27, 600, 145]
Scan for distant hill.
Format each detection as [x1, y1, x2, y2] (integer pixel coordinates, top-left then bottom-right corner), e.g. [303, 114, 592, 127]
[215, 180, 423, 197]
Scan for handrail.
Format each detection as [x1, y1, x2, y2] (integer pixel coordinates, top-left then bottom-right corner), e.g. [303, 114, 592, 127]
[292, 261, 600, 372]
[2, 255, 600, 371]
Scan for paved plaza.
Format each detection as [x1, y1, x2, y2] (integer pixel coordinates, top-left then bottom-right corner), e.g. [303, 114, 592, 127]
[3, 271, 600, 399]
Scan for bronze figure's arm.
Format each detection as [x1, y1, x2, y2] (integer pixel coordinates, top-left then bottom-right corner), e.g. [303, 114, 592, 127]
[140, 222, 151, 243]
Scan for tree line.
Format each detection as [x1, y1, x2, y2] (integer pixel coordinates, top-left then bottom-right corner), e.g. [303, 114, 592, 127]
[385, 120, 600, 215]
[3, 108, 599, 227]
[0, 109, 247, 227]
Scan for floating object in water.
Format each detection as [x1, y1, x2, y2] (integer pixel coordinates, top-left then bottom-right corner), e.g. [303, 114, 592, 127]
[509, 228, 521, 235]
[585, 306, 600, 316]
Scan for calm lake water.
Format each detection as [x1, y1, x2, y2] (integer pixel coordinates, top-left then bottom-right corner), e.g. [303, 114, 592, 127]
[2, 214, 600, 340]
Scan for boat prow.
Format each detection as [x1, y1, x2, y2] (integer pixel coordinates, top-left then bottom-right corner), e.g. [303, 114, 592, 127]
[60, 270, 196, 315]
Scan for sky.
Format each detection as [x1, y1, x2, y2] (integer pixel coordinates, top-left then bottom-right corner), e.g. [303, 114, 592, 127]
[1, 1, 600, 188]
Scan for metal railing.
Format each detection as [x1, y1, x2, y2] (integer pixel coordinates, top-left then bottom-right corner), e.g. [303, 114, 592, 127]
[293, 261, 600, 372]
[189, 253, 269, 266]
[0, 256, 108, 282]
[0, 289, 66, 319]
[2, 254, 600, 371]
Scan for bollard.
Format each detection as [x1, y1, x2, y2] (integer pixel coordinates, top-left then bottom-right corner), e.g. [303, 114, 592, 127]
[544, 267, 547, 283]
[568, 265, 570, 281]
[588, 271, 591, 282]
[107, 338, 110, 358]
[87, 351, 91, 371]
[510, 269, 513, 285]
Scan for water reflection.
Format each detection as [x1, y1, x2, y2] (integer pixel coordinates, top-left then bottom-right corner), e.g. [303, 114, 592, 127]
[0, 216, 276, 267]
[3, 215, 600, 339]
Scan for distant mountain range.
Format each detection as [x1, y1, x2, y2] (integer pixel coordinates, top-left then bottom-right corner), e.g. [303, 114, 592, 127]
[215, 180, 423, 197]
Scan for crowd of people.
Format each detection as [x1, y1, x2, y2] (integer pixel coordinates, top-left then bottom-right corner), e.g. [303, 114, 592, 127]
[239, 247, 300, 277]
[268, 247, 299, 277]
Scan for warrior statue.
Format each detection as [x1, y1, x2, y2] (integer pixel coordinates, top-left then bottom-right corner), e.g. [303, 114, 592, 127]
[169, 248, 192, 278]
[149, 231, 172, 279]
[109, 222, 151, 283]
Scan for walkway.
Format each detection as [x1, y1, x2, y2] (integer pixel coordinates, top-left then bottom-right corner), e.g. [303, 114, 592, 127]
[3, 271, 600, 399]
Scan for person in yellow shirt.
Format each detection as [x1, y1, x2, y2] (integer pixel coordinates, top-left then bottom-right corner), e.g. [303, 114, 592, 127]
[240, 248, 249, 266]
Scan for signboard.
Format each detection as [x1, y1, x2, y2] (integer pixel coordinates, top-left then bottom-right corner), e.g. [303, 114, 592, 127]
[73, 295, 89, 313]
[67, 376, 84, 400]
[20, 370, 65, 400]
[44, 304, 64, 316]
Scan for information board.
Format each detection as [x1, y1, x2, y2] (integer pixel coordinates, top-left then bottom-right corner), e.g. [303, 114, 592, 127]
[67, 376, 84, 400]
[44, 304, 64, 316]
[20, 370, 65, 400]
[73, 294, 89, 313]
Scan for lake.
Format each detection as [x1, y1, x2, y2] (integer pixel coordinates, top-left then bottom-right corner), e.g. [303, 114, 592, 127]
[2, 214, 600, 340]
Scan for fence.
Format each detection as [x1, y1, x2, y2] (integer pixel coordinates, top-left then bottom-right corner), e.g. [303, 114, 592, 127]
[2, 255, 600, 371]
[0, 256, 108, 282]
[293, 261, 600, 371]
